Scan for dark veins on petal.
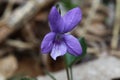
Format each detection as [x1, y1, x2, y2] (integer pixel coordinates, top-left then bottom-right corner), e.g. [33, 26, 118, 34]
[53, 33, 64, 44]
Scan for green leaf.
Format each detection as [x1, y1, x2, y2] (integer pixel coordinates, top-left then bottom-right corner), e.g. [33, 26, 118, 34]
[60, 0, 78, 10]
[65, 37, 87, 67]
[8, 76, 36, 80]
[19, 77, 36, 80]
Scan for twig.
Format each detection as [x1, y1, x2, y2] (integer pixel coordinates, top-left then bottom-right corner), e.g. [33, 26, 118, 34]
[2, 0, 15, 21]
[111, 51, 120, 58]
[22, 22, 39, 44]
[6, 39, 35, 50]
[87, 47, 100, 56]
[0, 0, 55, 43]
[81, 0, 101, 36]
[111, 0, 120, 50]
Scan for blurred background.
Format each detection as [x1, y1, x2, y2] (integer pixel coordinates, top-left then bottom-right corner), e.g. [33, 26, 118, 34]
[0, 0, 119, 80]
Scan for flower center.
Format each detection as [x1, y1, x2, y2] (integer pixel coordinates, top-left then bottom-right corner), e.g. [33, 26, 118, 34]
[55, 34, 63, 43]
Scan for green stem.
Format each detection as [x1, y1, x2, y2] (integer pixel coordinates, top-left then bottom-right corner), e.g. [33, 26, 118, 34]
[64, 56, 71, 80]
[70, 66, 73, 80]
[44, 70, 57, 80]
[66, 66, 70, 80]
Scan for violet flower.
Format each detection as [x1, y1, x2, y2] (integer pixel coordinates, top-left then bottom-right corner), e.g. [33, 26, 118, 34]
[41, 6, 82, 60]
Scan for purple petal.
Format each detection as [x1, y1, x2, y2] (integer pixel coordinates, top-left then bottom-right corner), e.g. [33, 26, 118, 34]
[51, 42, 67, 60]
[63, 7, 82, 32]
[64, 34, 82, 56]
[48, 6, 64, 33]
[41, 32, 56, 53]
